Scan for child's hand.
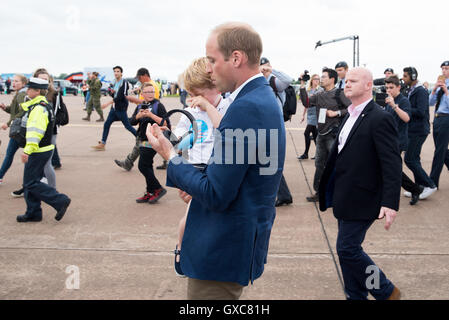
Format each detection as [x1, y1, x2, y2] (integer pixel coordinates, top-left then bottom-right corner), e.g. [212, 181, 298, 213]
[178, 190, 192, 204]
[188, 96, 213, 112]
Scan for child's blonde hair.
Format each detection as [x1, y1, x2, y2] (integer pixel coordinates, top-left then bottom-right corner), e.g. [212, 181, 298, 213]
[183, 57, 215, 94]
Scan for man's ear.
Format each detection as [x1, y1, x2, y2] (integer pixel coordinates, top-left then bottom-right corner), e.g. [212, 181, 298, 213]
[231, 50, 247, 68]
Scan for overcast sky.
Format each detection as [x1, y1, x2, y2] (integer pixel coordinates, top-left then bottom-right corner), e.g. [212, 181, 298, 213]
[1, 0, 447, 83]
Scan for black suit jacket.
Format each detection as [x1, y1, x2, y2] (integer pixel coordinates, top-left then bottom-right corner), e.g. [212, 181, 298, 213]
[319, 100, 402, 221]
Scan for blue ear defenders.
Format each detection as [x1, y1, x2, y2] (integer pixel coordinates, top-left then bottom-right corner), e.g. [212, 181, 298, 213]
[158, 109, 198, 149]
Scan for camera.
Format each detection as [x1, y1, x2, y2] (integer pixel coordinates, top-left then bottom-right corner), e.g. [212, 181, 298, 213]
[373, 77, 409, 107]
[299, 70, 310, 82]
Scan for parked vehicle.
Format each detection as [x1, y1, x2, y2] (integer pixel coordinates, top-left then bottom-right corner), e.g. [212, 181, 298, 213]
[53, 79, 78, 95]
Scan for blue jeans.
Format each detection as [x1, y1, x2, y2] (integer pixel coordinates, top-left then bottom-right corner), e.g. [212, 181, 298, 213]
[430, 116, 449, 188]
[23, 150, 70, 219]
[337, 219, 395, 300]
[101, 108, 137, 144]
[0, 138, 20, 179]
[404, 135, 436, 188]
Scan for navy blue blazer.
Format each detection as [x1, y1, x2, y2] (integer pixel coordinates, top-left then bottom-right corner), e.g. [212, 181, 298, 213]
[408, 85, 430, 137]
[319, 100, 402, 221]
[166, 76, 286, 286]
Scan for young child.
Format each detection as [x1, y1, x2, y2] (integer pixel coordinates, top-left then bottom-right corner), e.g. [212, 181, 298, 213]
[172, 57, 230, 276]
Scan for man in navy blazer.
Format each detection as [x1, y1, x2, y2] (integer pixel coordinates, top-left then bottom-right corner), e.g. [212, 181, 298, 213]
[319, 68, 402, 300]
[147, 22, 285, 300]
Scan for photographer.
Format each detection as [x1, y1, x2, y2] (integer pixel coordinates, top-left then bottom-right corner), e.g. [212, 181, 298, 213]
[298, 73, 321, 160]
[299, 68, 351, 202]
[429, 61, 449, 189]
[260, 57, 294, 207]
[384, 75, 423, 205]
[373, 68, 398, 107]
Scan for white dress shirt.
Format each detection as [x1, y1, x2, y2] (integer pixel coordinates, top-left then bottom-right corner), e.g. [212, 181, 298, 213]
[228, 73, 264, 104]
[338, 99, 372, 153]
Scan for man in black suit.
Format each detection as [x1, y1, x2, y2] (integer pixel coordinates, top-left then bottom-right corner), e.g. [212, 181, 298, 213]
[319, 68, 402, 300]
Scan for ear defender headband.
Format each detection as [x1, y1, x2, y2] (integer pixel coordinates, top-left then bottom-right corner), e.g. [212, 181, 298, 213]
[407, 67, 418, 81]
[159, 109, 199, 150]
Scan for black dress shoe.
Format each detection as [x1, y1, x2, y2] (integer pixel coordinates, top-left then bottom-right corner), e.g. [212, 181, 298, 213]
[275, 199, 293, 207]
[297, 154, 308, 160]
[17, 215, 42, 223]
[55, 198, 71, 221]
[410, 186, 424, 205]
[306, 193, 319, 202]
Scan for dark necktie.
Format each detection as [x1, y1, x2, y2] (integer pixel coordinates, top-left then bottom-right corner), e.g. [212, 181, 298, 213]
[435, 88, 445, 113]
[339, 81, 343, 89]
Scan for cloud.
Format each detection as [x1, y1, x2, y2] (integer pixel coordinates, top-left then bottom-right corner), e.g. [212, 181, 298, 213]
[1, 0, 448, 82]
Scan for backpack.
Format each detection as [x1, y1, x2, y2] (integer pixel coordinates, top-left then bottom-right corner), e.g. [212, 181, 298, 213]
[9, 101, 54, 148]
[269, 76, 297, 122]
[54, 93, 69, 126]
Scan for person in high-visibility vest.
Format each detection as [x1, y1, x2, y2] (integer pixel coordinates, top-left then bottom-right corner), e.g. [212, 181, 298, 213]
[17, 77, 71, 223]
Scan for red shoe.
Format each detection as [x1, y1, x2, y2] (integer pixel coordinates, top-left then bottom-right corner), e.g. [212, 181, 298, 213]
[136, 192, 152, 203]
[148, 188, 167, 204]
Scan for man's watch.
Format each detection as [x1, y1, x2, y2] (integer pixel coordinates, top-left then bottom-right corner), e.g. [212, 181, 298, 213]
[337, 110, 342, 117]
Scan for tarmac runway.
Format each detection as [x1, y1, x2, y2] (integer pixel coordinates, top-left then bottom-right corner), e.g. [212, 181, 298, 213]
[0, 94, 448, 300]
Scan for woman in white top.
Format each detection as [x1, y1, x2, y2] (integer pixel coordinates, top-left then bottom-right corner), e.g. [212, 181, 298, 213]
[172, 57, 230, 277]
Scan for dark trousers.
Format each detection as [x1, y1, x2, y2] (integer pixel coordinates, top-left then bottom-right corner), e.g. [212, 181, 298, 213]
[23, 151, 69, 219]
[138, 147, 162, 193]
[303, 125, 318, 156]
[404, 135, 436, 188]
[401, 152, 421, 194]
[337, 219, 395, 300]
[101, 108, 137, 144]
[52, 145, 61, 167]
[0, 138, 19, 179]
[314, 133, 336, 192]
[402, 172, 421, 194]
[276, 174, 292, 202]
[430, 116, 449, 188]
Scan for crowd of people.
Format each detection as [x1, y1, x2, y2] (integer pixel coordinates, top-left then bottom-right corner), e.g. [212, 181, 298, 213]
[0, 21, 448, 301]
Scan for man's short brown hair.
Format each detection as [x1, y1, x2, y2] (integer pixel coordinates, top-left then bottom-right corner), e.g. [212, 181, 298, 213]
[212, 22, 263, 67]
[385, 75, 401, 87]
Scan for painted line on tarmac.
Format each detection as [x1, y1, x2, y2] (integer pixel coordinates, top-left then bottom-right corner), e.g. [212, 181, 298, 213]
[1, 246, 446, 257]
[287, 128, 346, 295]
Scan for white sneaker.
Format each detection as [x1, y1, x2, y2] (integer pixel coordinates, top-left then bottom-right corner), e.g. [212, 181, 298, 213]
[404, 191, 412, 198]
[419, 187, 437, 200]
